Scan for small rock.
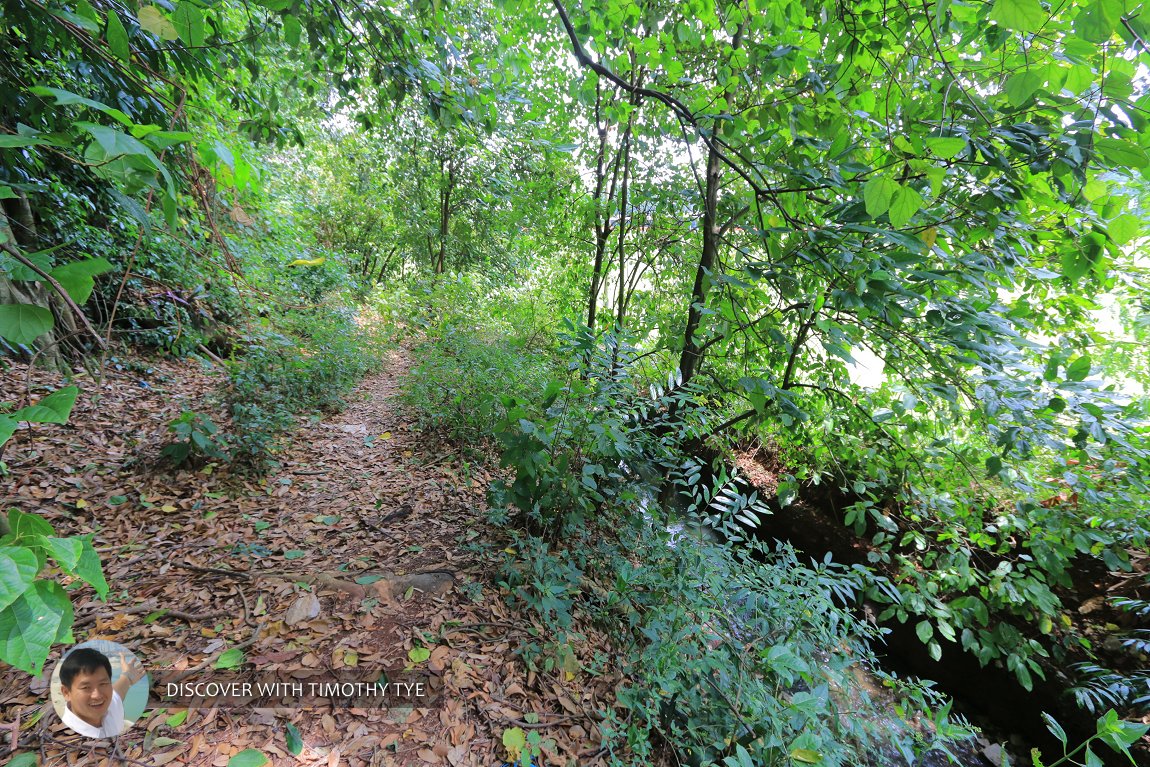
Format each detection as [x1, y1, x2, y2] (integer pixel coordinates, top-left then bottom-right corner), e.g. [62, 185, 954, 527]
[981, 743, 1003, 767]
[285, 592, 321, 626]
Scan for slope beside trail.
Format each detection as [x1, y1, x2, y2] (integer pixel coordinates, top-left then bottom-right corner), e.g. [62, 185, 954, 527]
[0, 350, 620, 767]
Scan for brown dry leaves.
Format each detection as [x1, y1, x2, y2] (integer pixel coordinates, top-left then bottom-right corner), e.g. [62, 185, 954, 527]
[0, 350, 623, 766]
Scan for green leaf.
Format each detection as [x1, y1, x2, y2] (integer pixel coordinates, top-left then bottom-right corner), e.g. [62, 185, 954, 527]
[0, 546, 39, 612]
[42, 536, 83, 571]
[138, 5, 180, 40]
[215, 647, 246, 669]
[1004, 70, 1043, 107]
[283, 550, 306, 560]
[49, 258, 113, 304]
[28, 87, 133, 127]
[1107, 214, 1141, 246]
[925, 137, 966, 159]
[3, 509, 55, 543]
[1066, 355, 1091, 381]
[282, 14, 302, 47]
[355, 574, 384, 585]
[789, 749, 822, 764]
[1076, 0, 1120, 43]
[227, 749, 268, 767]
[502, 726, 526, 756]
[989, 0, 1046, 33]
[1041, 712, 1067, 746]
[106, 10, 131, 61]
[0, 134, 48, 148]
[0, 304, 54, 345]
[285, 722, 303, 755]
[986, 456, 1003, 477]
[0, 416, 16, 447]
[172, 2, 206, 46]
[165, 709, 188, 727]
[6, 753, 37, 767]
[74, 537, 109, 597]
[888, 185, 923, 228]
[1094, 137, 1149, 169]
[0, 580, 73, 675]
[408, 646, 431, 663]
[863, 177, 897, 217]
[9, 386, 79, 424]
[915, 620, 934, 644]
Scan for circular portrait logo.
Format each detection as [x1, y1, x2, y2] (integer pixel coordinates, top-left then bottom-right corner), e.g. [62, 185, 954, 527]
[50, 640, 149, 739]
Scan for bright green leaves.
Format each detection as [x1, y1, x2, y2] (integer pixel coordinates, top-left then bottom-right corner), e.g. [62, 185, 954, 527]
[172, 3, 207, 47]
[0, 385, 79, 448]
[863, 177, 898, 218]
[1004, 70, 1043, 107]
[1093, 137, 1149, 170]
[989, 0, 1047, 34]
[1065, 354, 1092, 382]
[863, 178, 923, 227]
[924, 137, 966, 159]
[0, 508, 107, 675]
[0, 304, 53, 346]
[1075, 0, 1121, 43]
[0, 548, 39, 612]
[48, 258, 113, 305]
[0, 580, 73, 675]
[888, 186, 924, 228]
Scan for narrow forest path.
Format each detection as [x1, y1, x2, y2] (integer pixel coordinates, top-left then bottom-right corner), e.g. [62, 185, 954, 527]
[1, 350, 619, 767]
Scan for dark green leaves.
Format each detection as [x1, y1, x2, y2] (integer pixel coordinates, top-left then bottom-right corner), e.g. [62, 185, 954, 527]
[105, 10, 131, 61]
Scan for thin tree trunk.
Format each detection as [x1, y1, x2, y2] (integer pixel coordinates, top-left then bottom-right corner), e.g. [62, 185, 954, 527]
[678, 143, 721, 384]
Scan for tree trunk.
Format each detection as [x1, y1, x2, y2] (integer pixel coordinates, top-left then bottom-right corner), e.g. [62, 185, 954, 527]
[678, 143, 721, 384]
[0, 198, 74, 371]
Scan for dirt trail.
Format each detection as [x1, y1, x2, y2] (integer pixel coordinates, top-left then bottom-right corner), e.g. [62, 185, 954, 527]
[1, 351, 618, 766]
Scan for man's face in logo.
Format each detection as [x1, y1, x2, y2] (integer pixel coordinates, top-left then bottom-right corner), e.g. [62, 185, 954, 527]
[62, 666, 113, 726]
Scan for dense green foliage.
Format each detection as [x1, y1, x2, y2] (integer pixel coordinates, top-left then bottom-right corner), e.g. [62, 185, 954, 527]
[3, 0, 1150, 763]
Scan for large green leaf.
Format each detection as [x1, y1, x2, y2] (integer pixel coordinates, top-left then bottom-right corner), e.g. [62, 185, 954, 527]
[28, 86, 133, 127]
[888, 185, 923, 228]
[863, 177, 897, 217]
[48, 257, 113, 304]
[227, 749, 268, 767]
[0, 580, 73, 675]
[173, 2, 206, 47]
[1094, 137, 1149, 169]
[0, 547, 39, 612]
[74, 536, 109, 598]
[989, 0, 1047, 33]
[0, 304, 54, 345]
[106, 9, 131, 61]
[8, 386, 80, 425]
[0, 415, 17, 447]
[41, 536, 83, 571]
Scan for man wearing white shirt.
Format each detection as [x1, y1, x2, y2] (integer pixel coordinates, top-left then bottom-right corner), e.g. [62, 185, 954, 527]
[58, 647, 145, 739]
